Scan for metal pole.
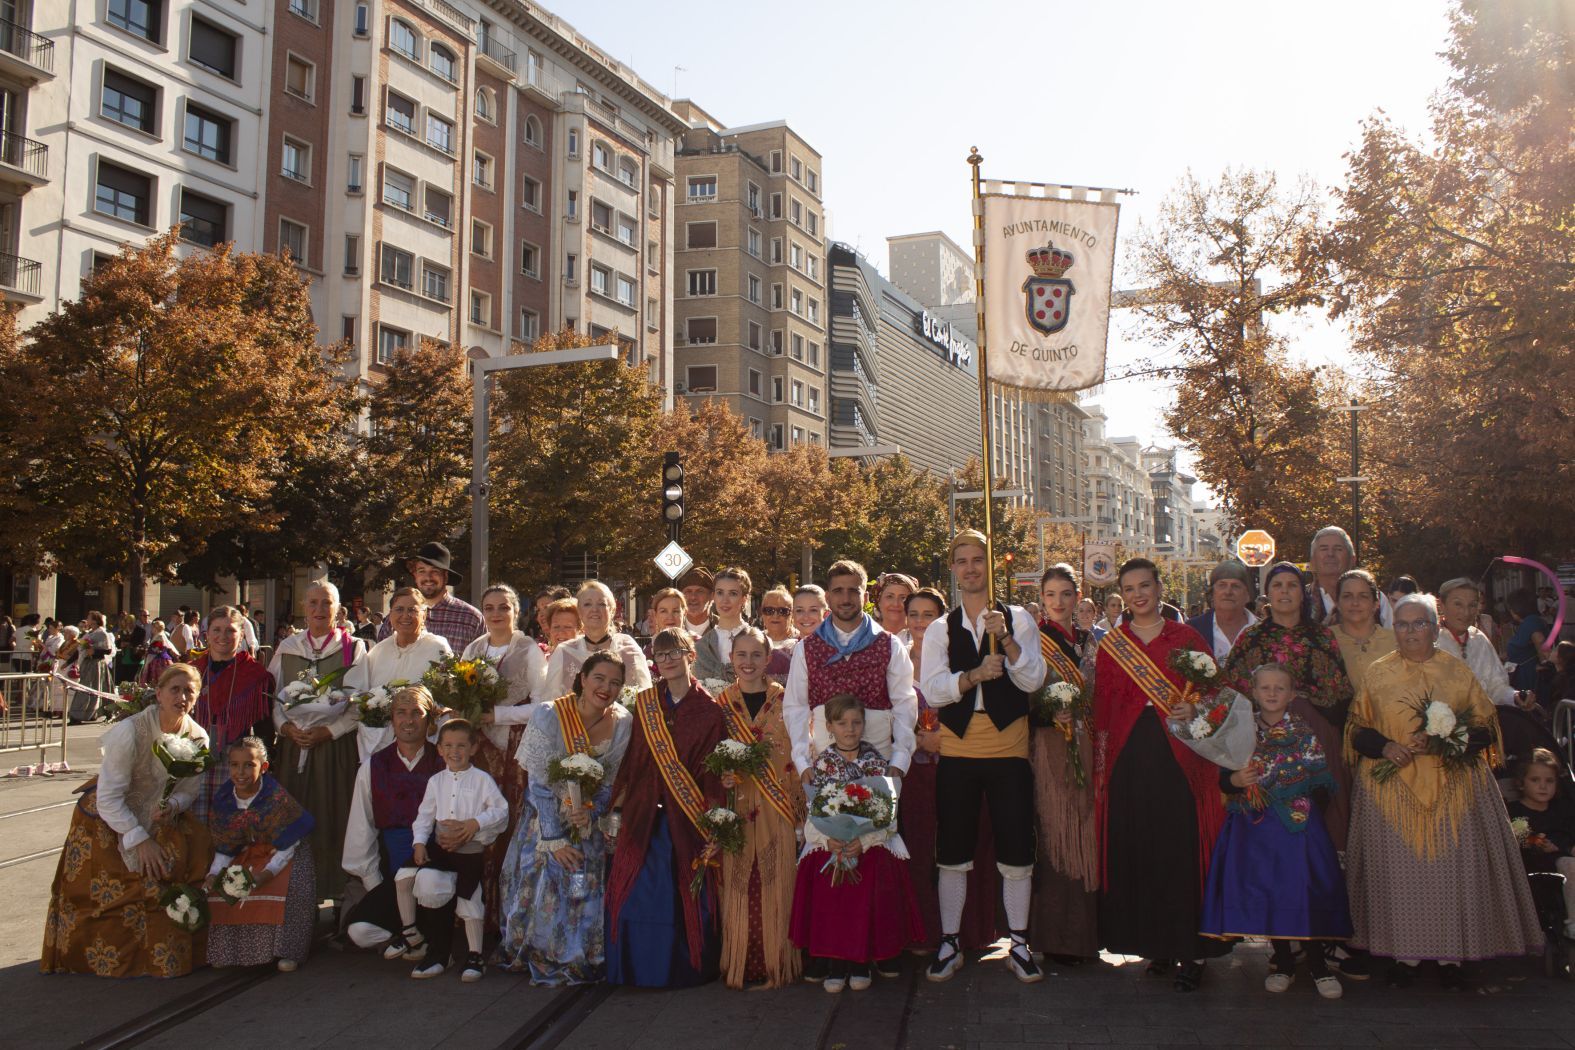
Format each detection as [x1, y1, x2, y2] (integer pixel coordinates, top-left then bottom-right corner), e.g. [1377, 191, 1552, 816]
[1349, 397, 1361, 561]
[470, 363, 490, 604]
[967, 147, 996, 606]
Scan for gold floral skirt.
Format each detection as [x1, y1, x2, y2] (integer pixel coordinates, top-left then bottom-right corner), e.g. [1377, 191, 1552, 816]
[40, 783, 211, 977]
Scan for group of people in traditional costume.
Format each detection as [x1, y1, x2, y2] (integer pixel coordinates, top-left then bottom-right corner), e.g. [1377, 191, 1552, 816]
[40, 527, 1571, 1001]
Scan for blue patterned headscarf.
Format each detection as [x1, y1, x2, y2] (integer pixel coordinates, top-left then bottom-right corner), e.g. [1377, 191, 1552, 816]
[1264, 561, 1316, 625]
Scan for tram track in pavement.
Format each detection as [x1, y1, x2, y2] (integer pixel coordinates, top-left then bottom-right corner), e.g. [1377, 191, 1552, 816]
[67, 966, 279, 1050]
[488, 983, 614, 1050]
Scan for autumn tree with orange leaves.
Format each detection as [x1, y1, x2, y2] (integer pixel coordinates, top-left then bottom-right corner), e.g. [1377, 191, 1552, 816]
[0, 233, 357, 609]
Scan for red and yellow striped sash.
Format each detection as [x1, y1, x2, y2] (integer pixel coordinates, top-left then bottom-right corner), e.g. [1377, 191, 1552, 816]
[717, 683, 797, 827]
[556, 694, 592, 755]
[1040, 631, 1085, 690]
[633, 686, 709, 837]
[1097, 627, 1177, 717]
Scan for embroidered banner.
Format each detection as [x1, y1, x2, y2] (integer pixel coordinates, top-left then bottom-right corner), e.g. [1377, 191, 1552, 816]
[981, 190, 1120, 393]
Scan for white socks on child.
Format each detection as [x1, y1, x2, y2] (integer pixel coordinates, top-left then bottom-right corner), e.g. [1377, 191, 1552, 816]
[394, 876, 417, 928]
[938, 867, 968, 936]
[463, 917, 483, 953]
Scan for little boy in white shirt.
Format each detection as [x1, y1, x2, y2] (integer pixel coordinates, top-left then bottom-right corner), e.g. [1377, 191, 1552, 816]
[380, 719, 507, 981]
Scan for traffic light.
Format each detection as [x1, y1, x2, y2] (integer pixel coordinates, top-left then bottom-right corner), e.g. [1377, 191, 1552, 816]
[1003, 551, 1015, 568]
[661, 452, 684, 541]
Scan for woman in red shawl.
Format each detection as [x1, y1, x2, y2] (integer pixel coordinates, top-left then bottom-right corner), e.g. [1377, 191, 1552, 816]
[1093, 559, 1227, 992]
[605, 627, 726, 987]
[190, 607, 276, 822]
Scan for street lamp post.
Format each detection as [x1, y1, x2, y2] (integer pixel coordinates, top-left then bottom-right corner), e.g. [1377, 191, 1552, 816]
[1335, 399, 1368, 561]
[469, 344, 621, 603]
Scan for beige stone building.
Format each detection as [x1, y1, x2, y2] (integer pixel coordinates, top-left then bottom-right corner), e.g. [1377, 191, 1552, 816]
[670, 103, 826, 448]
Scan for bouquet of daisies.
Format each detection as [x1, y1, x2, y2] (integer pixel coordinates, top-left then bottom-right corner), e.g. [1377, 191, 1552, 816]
[1168, 687, 1257, 770]
[616, 685, 642, 708]
[546, 752, 605, 843]
[703, 737, 773, 810]
[422, 655, 506, 724]
[809, 776, 897, 885]
[278, 666, 354, 772]
[213, 862, 256, 906]
[153, 732, 213, 803]
[1368, 694, 1484, 784]
[159, 883, 209, 932]
[111, 682, 156, 722]
[700, 677, 730, 697]
[1030, 680, 1089, 787]
[689, 806, 745, 896]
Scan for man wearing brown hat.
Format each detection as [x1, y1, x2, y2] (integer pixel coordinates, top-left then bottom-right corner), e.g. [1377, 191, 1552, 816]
[377, 542, 484, 653]
[1186, 560, 1258, 663]
[676, 566, 717, 639]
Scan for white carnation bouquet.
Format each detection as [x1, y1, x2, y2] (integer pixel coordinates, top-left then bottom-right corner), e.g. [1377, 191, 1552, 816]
[690, 806, 745, 895]
[703, 736, 773, 810]
[546, 751, 606, 843]
[700, 677, 730, 697]
[213, 862, 256, 906]
[153, 732, 213, 803]
[353, 685, 395, 728]
[159, 883, 209, 932]
[278, 666, 354, 771]
[1368, 693, 1481, 783]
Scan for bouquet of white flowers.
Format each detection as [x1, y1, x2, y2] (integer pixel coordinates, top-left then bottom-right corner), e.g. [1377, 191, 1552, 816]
[213, 863, 256, 906]
[353, 685, 395, 728]
[689, 807, 745, 895]
[1029, 680, 1089, 787]
[159, 883, 209, 932]
[153, 732, 213, 803]
[1167, 688, 1257, 770]
[700, 678, 730, 697]
[703, 737, 773, 810]
[616, 685, 641, 708]
[1368, 693, 1481, 784]
[278, 666, 354, 772]
[546, 751, 606, 843]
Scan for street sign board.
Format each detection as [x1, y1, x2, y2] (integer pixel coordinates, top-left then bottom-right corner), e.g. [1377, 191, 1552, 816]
[653, 541, 693, 580]
[1236, 529, 1276, 568]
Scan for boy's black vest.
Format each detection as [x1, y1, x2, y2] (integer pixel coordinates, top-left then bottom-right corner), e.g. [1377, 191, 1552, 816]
[939, 602, 1030, 738]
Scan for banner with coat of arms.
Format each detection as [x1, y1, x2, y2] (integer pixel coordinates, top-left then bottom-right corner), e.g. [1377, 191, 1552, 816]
[980, 190, 1120, 393]
[1084, 542, 1119, 586]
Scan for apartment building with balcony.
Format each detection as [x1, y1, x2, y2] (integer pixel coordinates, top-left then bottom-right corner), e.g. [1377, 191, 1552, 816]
[1143, 445, 1201, 557]
[7, 0, 685, 620]
[1082, 405, 1153, 550]
[669, 103, 826, 448]
[20, 0, 683, 401]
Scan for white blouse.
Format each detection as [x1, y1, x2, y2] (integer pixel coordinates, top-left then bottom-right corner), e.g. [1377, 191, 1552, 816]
[96, 707, 208, 859]
[543, 633, 651, 699]
[345, 632, 453, 693]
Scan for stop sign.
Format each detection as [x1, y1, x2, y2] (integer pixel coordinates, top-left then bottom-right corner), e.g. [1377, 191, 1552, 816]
[1236, 529, 1276, 568]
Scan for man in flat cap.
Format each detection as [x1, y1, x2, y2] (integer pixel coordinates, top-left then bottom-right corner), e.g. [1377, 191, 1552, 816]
[1186, 560, 1258, 664]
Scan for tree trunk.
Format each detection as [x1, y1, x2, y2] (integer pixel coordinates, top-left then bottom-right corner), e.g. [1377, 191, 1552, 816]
[127, 543, 146, 618]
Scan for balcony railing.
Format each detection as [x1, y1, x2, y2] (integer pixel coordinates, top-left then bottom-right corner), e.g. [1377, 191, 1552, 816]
[0, 130, 45, 178]
[0, 251, 41, 297]
[477, 32, 516, 72]
[0, 18, 52, 74]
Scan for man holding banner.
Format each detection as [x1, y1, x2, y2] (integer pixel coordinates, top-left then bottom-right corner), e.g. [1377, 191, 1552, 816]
[920, 530, 1047, 983]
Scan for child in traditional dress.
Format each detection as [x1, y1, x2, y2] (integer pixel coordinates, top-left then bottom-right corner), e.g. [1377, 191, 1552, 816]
[790, 693, 923, 994]
[383, 718, 508, 982]
[716, 628, 804, 989]
[1200, 663, 1352, 999]
[1507, 748, 1575, 940]
[206, 736, 317, 971]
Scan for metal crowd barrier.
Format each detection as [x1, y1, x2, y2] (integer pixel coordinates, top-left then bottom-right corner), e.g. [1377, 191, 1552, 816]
[0, 669, 68, 769]
[1554, 699, 1575, 776]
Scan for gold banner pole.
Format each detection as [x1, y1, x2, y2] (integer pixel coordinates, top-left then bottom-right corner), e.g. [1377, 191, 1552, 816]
[968, 147, 996, 610]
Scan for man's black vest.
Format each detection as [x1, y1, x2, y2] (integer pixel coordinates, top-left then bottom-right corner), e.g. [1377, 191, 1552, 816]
[940, 602, 1030, 738]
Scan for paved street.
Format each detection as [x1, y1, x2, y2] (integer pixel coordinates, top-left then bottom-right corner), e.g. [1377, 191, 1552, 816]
[3, 735, 1573, 1050]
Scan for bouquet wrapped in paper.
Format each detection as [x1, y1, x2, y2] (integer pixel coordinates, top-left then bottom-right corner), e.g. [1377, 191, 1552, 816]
[546, 752, 605, 843]
[278, 666, 354, 772]
[1163, 649, 1254, 770]
[809, 776, 897, 885]
[422, 655, 506, 724]
[153, 732, 213, 803]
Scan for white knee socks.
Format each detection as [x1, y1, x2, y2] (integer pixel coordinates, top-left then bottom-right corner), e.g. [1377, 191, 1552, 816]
[394, 876, 416, 929]
[1002, 872, 1032, 933]
[938, 867, 968, 936]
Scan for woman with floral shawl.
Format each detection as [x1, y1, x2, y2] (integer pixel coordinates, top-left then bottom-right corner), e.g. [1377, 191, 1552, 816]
[1223, 562, 1355, 850]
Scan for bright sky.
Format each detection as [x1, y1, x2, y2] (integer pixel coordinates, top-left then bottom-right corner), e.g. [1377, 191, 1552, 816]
[568, 0, 1453, 468]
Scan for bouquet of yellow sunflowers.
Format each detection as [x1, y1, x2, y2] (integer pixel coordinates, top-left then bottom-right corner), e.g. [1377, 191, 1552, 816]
[422, 654, 507, 723]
